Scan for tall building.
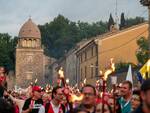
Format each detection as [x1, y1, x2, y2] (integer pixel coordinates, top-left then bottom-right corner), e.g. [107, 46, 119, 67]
[15, 18, 44, 87]
[76, 23, 148, 85]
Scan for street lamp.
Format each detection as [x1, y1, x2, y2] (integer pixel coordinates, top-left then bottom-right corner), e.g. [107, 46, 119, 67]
[140, 0, 150, 58]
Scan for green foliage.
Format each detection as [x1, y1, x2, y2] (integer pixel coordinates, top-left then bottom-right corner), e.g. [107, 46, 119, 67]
[0, 33, 17, 70]
[136, 37, 149, 65]
[108, 13, 115, 31]
[119, 13, 145, 30]
[120, 13, 126, 30]
[115, 62, 137, 72]
[125, 16, 145, 28]
[39, 15, 80, 58]
[39, 14, 108, 59]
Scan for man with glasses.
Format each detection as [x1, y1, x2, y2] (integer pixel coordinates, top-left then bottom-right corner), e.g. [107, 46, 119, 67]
[45, 86, 65, 113]
[22, 86, 44, 113]
[72, 84, 96, 113]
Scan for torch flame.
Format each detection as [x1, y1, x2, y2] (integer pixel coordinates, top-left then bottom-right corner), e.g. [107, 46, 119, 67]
[96, 80, 100, 83]
[100, 92, 103, 98]
[104, 69, 113, 80]
[75, 84, 78, 87]
[112, 64, 115, 71]
[111, 58, 115, 71]
[83, 78, 86, 84]
[70, 94, 84, 102]
[66, 78, 69, 84]
[103, 58, 115, 80]
[99, 70, 103, 75]
[58, 67, 64, 78]
[35, 79, 38, 84]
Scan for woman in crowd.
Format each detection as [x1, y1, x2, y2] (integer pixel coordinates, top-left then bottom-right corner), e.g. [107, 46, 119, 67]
[42, 93, 51, 105]
[131, 89, 141, 111]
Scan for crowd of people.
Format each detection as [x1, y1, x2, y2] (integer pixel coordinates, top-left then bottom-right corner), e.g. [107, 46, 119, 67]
[0, 66, 150, 113]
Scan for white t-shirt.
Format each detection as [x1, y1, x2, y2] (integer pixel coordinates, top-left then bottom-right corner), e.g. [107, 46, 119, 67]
[38, 105, 45, 113]
[50, 101, 61, 113]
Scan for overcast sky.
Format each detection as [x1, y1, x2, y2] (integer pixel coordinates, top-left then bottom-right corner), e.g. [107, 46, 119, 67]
[0, 0, 147, 36]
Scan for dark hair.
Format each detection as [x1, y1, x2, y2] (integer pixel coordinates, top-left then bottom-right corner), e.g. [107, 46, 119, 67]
[0, 66, 8, 74]
[52, 86, 62, 99]
[0, 98, 15, 113]
[122, 80, 132, 90]
[133, 89, 140, 95]
[74, 107, 90, 113]
[81, 84, 96, 96]
[0, 85, 5, 97]
[141, 79, 150, 92]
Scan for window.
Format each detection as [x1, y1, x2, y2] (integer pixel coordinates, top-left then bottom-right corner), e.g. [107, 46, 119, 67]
[85, 52, 87, 61]
[79, 56, 81, 64]
[26, 71, 33, 80]
[80, 68, 83, 81]
[91, 47, 94, 57]
[95, 62, 98, 77]
[91, 64, 94, 78]
[81, 54, 83, 63]
[85, 66, 87, 78]
[94, 46, 97, 55]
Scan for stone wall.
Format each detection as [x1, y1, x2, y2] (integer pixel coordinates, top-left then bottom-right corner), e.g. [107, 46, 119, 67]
[16, 49, 44, 88]
[7, 71, 16, 89]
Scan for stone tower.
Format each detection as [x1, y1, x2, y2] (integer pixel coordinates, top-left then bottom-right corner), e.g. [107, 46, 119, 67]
[15, 18, 44, 87]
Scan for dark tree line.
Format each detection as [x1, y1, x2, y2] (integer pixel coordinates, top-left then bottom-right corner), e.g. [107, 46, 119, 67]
[39, 15, 108, 59]
[0, 33, 17, 70]
[108, 12, 145, 30]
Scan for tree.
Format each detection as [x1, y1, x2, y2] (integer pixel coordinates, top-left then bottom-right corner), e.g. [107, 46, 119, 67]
[125, 17, 145, 28]
[39, 14, 145, 59]
[115, 62, 137, 72]
[136, 37, 149, 65]
[39, 14, 80, 58]
[120, 13, 126, 30]
[108, 13, 115, 31]
[39, 15, 108, 59]
[0, 33, 17, 70]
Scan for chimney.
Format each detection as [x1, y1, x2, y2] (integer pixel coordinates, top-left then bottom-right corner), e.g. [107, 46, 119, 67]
[110, 24, 119, 33]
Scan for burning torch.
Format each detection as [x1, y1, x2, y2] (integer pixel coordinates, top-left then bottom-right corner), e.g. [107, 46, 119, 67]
[101, 58, 115, 113]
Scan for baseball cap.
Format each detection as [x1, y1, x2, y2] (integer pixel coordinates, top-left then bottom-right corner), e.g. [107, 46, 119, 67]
[32, 86, 41, 92]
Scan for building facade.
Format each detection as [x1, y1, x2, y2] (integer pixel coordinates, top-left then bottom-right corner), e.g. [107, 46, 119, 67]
[15, 18, 45, 87]
[65, 48, 78, 85]
[51, 39, 91, 86]
[76, 40, 99, 85]
[76, 23, 148, 85]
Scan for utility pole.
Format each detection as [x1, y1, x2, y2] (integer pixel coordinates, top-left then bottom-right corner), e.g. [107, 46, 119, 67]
[140, 0, 150, 58]
[115, 0, 119, 28]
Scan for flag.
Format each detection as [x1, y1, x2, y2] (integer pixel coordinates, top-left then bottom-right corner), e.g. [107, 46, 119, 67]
[126, 65, 133, 84]
[139, 59, 150, 79]
[136, 72, 144, 84]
